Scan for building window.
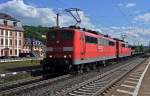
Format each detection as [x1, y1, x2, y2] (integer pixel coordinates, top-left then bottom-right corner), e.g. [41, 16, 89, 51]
[10, 31, 12, 36]
[4, 20, 8, 26]
[1, 39, 3, 45]
[5, 30, 8, 36]
[10, 39, 12, 46]
[19, 32, 21, 37]
[10, 49, 12, 55]
[1, 49, 3, 56]
[15, 49, 17, 55]
[1, 30, 4, 35]
[19, 49, 21, 53]
[19, 40, 21, 46]
[5, 39, 8, 45]
[15, 40, 17, 45]
[15, 32, 17, 36]
[13, 22, 17, 26]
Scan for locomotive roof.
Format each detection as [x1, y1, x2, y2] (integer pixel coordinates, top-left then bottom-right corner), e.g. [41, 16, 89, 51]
[113, 38, 128, 43]
[49, 26, 104, 35]
[49, 26, 127, 43]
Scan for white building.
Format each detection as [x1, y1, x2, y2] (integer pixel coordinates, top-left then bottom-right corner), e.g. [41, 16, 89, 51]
[0, 13, 24, 57]
[23, 38, 45, 57]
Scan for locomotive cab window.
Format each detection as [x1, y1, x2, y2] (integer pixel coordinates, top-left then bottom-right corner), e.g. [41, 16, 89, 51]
[62, 31, 73, 40]
[85, 36, 98, 44]
[122, 44, 125, 47]
[109, 41, 115, 46]
[48, 31, 57, 40]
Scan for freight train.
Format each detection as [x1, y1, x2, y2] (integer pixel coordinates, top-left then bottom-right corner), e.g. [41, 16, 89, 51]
[41, 26, 139, 75]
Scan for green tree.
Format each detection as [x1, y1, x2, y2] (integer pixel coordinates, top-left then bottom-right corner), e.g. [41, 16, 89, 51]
[23, 25, 49, 43]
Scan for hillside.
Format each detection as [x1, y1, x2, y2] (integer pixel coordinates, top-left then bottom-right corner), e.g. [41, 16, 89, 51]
[23, 25, 49, 43]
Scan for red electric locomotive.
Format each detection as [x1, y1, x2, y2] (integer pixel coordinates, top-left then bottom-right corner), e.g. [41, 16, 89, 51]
[41, 26, 132, 74]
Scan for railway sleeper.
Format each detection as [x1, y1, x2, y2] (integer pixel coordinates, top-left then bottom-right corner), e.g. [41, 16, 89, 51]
[70, 90, 93, 95]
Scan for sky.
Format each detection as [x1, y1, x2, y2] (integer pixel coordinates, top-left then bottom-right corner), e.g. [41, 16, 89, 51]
[0, 0, 149, 45]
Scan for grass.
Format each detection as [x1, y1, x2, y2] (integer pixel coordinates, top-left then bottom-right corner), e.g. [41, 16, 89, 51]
[0, 73, 31, 84]
[0, 60, 41, 84]
[0, 60, 40, 74]
[110, 62, 117, 65]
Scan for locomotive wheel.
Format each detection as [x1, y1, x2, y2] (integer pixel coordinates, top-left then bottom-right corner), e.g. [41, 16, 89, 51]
[67, 64, 74, 74]
[42, 75, 48, 79]
[92, 64, 97, 71]
[96, 62, 101, 71]
[69, 65, 79, 75]
[84, 64, 91, 72]
[72, 65, 84, 74]
[68, 64, 72, 72]
[76, 65, 81, 74]
[79, 65, 84, 74]
[102, 61, 106, 66]
[89, 63, 97, 71]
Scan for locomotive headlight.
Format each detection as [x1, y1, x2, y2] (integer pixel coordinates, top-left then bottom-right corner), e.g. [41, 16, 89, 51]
[49, 55, 53, 58]
[64, 55, 67, 58]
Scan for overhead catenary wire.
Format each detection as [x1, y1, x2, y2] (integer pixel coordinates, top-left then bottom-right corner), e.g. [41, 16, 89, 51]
[112, 1, 139, 42]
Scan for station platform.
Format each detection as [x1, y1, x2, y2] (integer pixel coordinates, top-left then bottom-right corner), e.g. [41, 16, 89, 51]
[105, 57, 150, 96]
[138, 58, 150, 96]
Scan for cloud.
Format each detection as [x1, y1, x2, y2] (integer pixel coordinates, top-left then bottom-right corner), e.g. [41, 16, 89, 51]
[0, 0, 149, 45]
[118, 3, 136, 8]
[126, 3, 136, 8]
[100, 26, 150, 45]
[0, 0, 56, 26]
[135, 13, 150, 23]
[0, 0, 96, 29]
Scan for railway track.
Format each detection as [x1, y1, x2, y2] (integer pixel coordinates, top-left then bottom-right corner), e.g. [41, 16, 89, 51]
[0, 74, 71, 96]
[0, 70, 62, 91]
[0, 57, 144, 96]
[53, 58, 146, 96]
[0, 76, 42, 91]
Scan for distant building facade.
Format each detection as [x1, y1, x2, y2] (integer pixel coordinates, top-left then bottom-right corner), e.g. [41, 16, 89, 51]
[23, 38, 45, 57]
[0, 13, 24, 57]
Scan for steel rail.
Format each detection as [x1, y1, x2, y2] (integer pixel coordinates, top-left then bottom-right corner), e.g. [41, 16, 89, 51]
[54, 58, 146, 96]
[0, 74, 71, 96]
